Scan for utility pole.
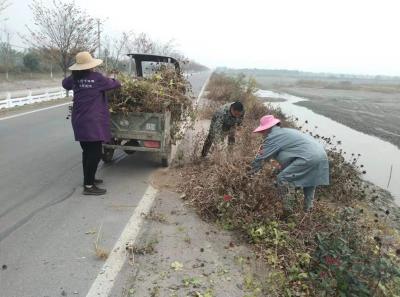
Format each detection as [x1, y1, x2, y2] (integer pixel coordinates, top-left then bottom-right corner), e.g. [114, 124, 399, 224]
[5, 32, 9, 80]
[97, 19, 101, 59]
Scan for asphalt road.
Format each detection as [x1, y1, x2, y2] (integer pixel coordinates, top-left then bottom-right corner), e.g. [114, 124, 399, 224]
[0, 71, 211, 297]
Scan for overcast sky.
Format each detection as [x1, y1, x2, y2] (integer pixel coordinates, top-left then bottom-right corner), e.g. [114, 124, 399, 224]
[3, 0, 400, 75]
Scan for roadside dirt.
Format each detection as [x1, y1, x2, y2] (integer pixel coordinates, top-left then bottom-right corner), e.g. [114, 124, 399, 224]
[111, 95, 270, 296]
[111, 170, 267, 297]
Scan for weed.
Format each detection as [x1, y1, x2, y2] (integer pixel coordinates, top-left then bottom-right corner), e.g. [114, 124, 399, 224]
[145, 211, 168, 224]
[150, 286, 160, 297]
[171, 261, 184, 271]
[243, 274, 262, 296]
[93, 223, 109, 261]
[132, 238, 158, 255]
[177, 226, 186, 232]
[182, 276, 202, 288]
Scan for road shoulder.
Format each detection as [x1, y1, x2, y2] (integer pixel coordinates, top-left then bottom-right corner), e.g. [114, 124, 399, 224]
[110, 168, 265, 297]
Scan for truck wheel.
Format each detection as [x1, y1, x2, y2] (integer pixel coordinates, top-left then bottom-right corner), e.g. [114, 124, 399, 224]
[102, 148, 115, 163]
[161, 139, 172, 167]
[161, 157, 169, 167]
[124, 140, 139, 155]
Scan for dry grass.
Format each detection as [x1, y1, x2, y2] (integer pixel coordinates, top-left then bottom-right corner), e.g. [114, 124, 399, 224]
[177, 72, 400, 296]
[197, 100, 220, 120]
[108, 66, 194, 141]
[131, 239, 158, 255]
[93, 223, 109, 261]
[145, 211, 168, 224]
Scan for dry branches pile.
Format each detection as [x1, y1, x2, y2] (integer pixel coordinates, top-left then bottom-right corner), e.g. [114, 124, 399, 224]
[107, 66, 194, 140]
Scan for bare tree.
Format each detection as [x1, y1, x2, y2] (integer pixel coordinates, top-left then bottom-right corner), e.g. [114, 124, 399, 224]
[0, 0, 10, 16]
[102, 31, 196, 73]
[0, 27, 14, 80]
[103, 31, 131, 71]
[154, 39, 177, 56]
[25, 0, 98, 77]
[124, 32, 184, 59]
[125, 32, 155, 54]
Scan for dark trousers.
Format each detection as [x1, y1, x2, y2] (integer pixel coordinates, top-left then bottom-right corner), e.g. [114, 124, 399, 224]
[201, 133, 214, 157]
[201, 129, 235, 157]
[80, 141, 102, 186]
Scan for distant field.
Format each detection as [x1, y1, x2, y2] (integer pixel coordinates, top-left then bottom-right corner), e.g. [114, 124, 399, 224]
[0, 72, 64, 81]
[0, 72, 64, 93]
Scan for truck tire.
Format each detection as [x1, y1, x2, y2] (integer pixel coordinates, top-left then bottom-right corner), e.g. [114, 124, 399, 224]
[102, 148, 115, 163]
[161, 137, 172, 167]
[161, 157, 169, 167]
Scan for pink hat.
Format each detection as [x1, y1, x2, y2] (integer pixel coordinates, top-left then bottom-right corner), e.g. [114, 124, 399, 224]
[253, 115, 281, 133]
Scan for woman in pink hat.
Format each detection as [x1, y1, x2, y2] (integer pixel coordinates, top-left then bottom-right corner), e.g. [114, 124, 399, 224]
[251, 115, 329, 214]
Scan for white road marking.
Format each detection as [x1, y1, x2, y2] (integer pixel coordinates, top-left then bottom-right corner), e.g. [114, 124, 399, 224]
[0, 102, 71, 121]
[195, 71, 212, 107]
[170, 71, 213, 162]
[85, 185, 158, 297]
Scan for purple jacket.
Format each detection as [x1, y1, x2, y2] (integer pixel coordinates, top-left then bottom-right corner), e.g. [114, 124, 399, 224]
[62, 72, 121, 142]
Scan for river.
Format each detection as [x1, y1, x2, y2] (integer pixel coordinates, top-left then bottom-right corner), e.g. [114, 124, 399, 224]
[257, 90, 400, 204]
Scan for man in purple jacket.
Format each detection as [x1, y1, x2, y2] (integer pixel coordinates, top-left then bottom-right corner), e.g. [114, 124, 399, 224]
[62, 51, 121, 195]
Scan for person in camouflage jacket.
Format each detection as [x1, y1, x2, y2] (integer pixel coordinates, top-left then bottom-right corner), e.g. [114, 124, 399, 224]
[201, 101, 245, 157]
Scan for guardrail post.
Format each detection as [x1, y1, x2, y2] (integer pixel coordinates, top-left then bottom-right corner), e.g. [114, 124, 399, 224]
[6, 92, 12, 108]
[27, 90, 33, 104]
[45, 89, 50, 101]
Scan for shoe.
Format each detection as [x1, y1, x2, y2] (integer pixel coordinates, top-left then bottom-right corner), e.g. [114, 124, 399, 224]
[83, 185, 107, 196]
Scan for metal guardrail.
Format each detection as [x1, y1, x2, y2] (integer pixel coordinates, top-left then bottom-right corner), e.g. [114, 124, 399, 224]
[0, 88, 71, 109]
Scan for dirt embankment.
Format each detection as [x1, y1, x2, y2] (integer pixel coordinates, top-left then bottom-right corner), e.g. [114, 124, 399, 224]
[281, 87, 400, 149]
[250, 74, 400, 149]
[169, 73, 400, 296]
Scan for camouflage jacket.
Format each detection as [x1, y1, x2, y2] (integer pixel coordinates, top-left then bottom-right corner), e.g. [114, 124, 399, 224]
[210, 102, 244, 140]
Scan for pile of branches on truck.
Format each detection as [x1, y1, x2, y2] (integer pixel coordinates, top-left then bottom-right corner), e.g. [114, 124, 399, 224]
[107, 66, 194, 141]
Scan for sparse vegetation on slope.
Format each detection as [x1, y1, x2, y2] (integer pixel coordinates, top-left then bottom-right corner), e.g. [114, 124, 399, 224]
[178, 73, 400, 296]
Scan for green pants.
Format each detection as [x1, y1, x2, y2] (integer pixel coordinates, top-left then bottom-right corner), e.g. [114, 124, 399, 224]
[201, 128, 235, 157]
[277, 182, 316, 212]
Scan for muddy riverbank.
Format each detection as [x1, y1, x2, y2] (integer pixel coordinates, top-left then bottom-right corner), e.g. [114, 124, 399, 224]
[258, 90, 400, 203]
[280, 87, 400, 149]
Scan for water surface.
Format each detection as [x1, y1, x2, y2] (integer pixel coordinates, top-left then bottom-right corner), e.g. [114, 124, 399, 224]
[257, 90, 400, 204]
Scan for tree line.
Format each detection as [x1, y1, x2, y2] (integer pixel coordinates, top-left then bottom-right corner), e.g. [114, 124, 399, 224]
[0, 0, 208, 79]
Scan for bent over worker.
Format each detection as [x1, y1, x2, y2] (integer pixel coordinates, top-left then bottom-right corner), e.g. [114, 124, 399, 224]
[201, 101, 245, 157]
[251, 115, 329, 213]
